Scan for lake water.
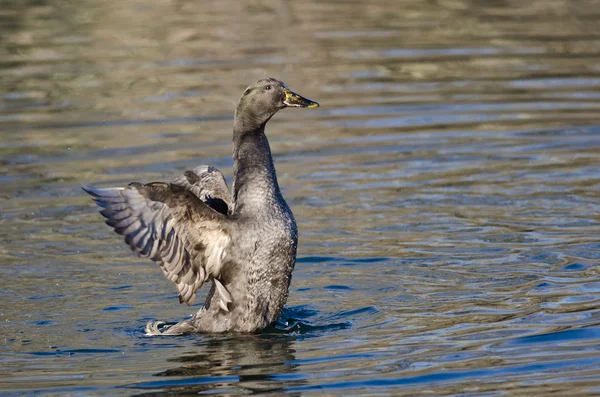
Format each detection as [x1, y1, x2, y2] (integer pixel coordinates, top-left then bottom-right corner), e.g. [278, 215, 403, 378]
[2, 0, 600, 395]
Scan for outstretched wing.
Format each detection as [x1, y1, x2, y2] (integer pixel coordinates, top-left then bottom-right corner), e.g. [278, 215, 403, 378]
[172, 166, 232, 215]
[82, 182, 233, 308]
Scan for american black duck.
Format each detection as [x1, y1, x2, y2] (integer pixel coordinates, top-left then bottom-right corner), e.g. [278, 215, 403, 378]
[82, 78, 319, 334]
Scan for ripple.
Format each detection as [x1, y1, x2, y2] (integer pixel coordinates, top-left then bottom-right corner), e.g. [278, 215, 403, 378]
[2, 0, 600, 395]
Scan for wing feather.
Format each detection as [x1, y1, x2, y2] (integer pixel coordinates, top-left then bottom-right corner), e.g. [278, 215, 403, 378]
[82, 182, 232, 306]
[172, 166, 232, 215]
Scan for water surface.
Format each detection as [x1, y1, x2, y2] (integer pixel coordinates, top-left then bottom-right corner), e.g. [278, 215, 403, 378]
[1, 0, 600, 395]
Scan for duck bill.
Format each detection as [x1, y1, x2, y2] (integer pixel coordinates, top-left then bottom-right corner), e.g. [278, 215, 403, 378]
[283, 88, 319, 108]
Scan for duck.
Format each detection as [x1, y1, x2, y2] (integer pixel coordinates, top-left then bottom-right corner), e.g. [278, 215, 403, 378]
[82, 78, 319, 335]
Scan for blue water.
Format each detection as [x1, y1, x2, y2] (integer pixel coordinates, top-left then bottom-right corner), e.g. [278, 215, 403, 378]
[1, 0, 600, 395]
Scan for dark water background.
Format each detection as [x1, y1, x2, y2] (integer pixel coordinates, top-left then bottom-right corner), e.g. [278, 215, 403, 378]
[2, 0, 600, 395]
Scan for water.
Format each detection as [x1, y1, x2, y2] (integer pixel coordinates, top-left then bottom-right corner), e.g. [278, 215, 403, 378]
[1, 0, 600, 395]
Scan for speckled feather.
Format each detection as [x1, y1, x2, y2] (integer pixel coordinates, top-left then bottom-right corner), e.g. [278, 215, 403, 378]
[83, 78, 317, 335]
[81, 182, 232, 308]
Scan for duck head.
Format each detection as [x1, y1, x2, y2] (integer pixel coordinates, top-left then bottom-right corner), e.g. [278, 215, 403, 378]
[234, 78, 319, 132]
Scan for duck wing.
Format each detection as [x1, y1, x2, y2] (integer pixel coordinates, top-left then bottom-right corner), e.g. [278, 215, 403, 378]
[172, 166, 232, 215]
[82, 182, 233, 308]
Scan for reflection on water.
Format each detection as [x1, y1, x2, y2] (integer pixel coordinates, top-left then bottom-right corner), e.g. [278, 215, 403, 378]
[1, 0, 600, 395]
[131, 335, 301, 396]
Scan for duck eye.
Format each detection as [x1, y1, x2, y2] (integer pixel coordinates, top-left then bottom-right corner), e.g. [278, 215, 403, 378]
[265, 85, 271, 91]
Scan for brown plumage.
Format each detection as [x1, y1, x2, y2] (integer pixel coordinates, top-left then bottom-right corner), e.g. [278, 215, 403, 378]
[83, 178, 231, 308]
[83, 78, 319, 334]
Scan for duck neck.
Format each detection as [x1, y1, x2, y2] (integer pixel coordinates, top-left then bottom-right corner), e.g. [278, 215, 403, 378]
[232, 123, 283, 215]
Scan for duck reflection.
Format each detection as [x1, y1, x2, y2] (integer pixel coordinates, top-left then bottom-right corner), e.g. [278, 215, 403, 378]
[132, 334, 303, 396]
